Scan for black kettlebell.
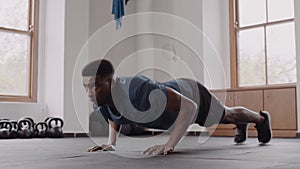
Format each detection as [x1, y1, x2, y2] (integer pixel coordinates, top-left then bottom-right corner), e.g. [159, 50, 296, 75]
[44, 117, 53, 123]
[47, 118, 64, 138]
[23, 117, 35, 136]
[18, 119, 33, 138]
[0, 121, 12, 139]
[10, 120, 19, 139]
[34, 122, 48, 138]
[23, 117, 35, 128]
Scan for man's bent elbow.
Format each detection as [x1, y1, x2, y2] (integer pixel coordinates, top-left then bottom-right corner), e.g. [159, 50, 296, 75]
[182, 99, 197, 122]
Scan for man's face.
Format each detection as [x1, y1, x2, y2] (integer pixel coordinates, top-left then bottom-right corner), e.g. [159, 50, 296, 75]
[83, 76, 111, 106]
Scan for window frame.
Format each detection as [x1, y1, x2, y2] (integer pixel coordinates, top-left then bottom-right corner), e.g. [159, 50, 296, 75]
[0, 0, 39, 102]
[229, 0, 296, 88]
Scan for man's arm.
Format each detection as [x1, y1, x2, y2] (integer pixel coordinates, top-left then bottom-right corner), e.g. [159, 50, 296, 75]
[143, 87, 197, 155]
[87, 119, 121, 152]
[107, 119, 121, 146]
[165, 88, 197, 148]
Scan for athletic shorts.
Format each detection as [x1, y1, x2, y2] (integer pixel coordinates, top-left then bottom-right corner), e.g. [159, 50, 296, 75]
[181, 79, 225, 127]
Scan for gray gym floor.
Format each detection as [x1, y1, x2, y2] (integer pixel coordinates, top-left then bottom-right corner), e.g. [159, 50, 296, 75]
[1, 135, 299, 169]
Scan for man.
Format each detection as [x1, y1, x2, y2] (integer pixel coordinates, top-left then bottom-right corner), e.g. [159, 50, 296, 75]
[82, 59, 272, 155]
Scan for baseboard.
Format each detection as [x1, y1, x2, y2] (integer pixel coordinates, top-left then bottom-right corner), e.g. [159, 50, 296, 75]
[61, 131, 300, 138]
[143, 130, 209, 136]
[63, 133, 90, 138]
[64, 131, 209, 137]
[210, 129, 298, 138]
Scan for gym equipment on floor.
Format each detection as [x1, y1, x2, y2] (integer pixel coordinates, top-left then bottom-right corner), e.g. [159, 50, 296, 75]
[0, 121, 12, 139]
[18, 118, 33, 138]
[47, 117, 64, 138]
[34, 122, 48, 138]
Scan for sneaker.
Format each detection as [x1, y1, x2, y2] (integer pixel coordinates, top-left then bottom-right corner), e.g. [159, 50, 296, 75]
[234, 123, 248, 144]
[255, 111, 272, 143]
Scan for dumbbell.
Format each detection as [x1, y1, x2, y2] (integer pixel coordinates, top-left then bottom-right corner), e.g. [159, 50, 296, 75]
[34, 122, 48, 138]
[47, 118, 64, 138]
[0, 121, 12, 139]
[18, 119, 33, 138]
[10, 120, 19, 139]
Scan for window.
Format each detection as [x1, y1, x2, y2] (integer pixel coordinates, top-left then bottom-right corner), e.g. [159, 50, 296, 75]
[0, 0, 38, 102]
[230, 0, 296, 87]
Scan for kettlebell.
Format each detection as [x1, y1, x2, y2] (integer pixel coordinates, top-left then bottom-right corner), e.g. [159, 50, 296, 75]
[34, 122, 48, 138]
[10, 120, 19, 138]
[18, 119, 33, 138]
[0, 121, 12, 139]
[47, 118, 64, 138]
[44, 117, 53, 123]
[23, 117, 35, 129]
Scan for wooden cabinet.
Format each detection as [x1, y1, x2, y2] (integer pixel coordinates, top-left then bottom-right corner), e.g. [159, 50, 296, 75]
[210, 86, 297, 138]
[234, 90, 263, 112]
[263, 88, 297, 137]
[264, 88, 296, 130]
[213, 91, 234, 107]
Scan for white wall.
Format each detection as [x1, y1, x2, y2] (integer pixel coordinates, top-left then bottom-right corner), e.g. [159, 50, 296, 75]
[202, 0, 230, 89]
[150, 0, 231, 89]
[88, 0, 137, 75]
[64, 0, 90, 133]
[136, 0, 154, 78]
[43, 0, 65, 118]
[294, 0, 300, 134]
[152, 0, 204, 83]
[0, 103, 45, 121]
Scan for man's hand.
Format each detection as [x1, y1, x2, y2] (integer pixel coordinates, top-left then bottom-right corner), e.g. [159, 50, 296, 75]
[86, 144, 115, 152]
[142, 144, 174, 155]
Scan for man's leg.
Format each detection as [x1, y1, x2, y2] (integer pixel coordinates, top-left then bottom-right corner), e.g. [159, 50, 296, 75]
[221, 106, 272, 144]
[222, 107, 264, 124]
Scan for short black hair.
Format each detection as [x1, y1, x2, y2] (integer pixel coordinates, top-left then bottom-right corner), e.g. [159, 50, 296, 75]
[81, 59, 114, 78]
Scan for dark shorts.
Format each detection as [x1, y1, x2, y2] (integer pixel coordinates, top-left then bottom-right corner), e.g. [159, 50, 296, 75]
[182, 79, 225, 127]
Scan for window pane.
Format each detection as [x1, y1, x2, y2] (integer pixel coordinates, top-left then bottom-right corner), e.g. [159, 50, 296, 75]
[0, 0, 29, 30]
[238, 28, 266, 86]
[238, 0, 267, 27]
[266, 22, 296, 84]
[267, 0, 294, 22]
[0, 31, 30, 96]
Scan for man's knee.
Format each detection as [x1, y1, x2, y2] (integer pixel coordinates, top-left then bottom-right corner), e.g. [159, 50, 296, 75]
[221, 108, 236, 124]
